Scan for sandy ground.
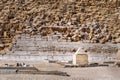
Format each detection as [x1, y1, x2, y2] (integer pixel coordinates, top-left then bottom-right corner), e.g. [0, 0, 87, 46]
[0, 60, 120, 80]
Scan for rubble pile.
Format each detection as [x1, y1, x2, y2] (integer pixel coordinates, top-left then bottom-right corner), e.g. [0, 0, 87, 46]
[0, 0, 120, 50]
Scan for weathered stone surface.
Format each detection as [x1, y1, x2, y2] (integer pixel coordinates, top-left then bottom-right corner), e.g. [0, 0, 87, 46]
[0, 0, 120, 51]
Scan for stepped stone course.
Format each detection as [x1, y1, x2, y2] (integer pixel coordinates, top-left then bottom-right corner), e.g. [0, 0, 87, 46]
[0, 0, 120, 51]
[0, 34, 119, 62]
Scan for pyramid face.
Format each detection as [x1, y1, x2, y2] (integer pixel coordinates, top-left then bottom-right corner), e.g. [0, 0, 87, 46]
[0, 0, 120, 51]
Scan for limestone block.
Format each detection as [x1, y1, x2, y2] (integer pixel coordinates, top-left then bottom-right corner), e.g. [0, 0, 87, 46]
[73, 54, 88, 65]
[71, 34, 80, 42]
[115, 38, 120, 43]
[4, 31, 7, 38]
[117, 50, 120, 60]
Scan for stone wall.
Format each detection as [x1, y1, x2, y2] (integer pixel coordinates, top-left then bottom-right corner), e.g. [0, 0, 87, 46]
[88, 53, 117, 63]
[0, 34, 119, 62]
[72, 43, 119, 63]
[0, 0, 119, 48]
[0, 55, 72, 61]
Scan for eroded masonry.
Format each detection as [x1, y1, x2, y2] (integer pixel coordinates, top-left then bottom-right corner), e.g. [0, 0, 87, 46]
[0, 0, 120, 66]
[0, 32, 120, 65]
